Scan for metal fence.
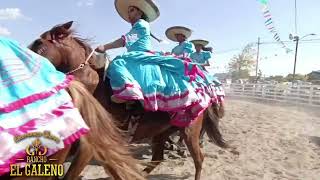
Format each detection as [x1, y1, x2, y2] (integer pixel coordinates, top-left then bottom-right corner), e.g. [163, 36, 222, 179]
[224, 83, 320, 107]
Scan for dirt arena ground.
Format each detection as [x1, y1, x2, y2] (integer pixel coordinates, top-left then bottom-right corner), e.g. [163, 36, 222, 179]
[76, 99, 320, 180]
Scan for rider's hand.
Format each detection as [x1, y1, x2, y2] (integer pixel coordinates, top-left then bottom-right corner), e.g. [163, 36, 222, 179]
[95, 45, 106, 53]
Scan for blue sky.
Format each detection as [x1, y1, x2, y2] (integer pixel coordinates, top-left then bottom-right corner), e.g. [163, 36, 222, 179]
[0, 0, 319, 76]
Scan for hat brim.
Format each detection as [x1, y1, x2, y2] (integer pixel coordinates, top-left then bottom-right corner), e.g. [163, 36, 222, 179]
[115, 0, 160, 23]
[191, 39, 209, 47]
[165, 26, 192, 42]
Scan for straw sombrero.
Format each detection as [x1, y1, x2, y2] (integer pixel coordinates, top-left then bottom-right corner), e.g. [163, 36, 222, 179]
[115, 0, 160, 23]
[190, 39, 209, 47]
[165, 26, 192, 42]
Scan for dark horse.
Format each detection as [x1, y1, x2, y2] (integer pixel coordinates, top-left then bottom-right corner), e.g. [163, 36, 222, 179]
[29, 21, 228, 180]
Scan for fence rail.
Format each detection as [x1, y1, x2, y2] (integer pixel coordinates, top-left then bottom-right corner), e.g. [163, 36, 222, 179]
[224, 83, 320, 107]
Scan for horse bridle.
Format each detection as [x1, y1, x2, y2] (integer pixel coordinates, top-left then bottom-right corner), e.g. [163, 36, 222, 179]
[65, 49, 95, 75]
[44, 31, 96, 75]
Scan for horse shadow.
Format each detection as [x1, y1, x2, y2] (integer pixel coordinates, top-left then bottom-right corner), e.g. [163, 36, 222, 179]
[308, 136, 320, 147]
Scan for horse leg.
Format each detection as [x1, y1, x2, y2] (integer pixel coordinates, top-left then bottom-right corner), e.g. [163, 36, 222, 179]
[63, 138, 93, 180]
[199, 126, 206, 148]
[131, 112, 172, 142]
[180, 116, 204, 180]
[143, 127, 177, 174]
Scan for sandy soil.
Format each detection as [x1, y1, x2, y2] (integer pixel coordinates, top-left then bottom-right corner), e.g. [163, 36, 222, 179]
[77, 99, 320, 180]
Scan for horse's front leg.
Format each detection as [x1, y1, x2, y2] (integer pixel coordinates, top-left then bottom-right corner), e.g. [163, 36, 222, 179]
[180, 116, 204, 180]
[143, 127, 177, 174]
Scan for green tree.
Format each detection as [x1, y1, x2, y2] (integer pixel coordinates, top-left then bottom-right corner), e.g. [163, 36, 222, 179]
[228, 44, 256, 80]
[265, 75, 285, 82]
[285, 74, 307, 82]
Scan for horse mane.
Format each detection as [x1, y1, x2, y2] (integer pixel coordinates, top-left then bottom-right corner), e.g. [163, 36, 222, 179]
[69, 30, 93, 58]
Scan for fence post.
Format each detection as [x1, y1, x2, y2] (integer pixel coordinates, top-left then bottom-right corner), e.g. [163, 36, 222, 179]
[296, 85, 301, 105]
[309, 86, 314, 105]
[242, 84, 245, 96]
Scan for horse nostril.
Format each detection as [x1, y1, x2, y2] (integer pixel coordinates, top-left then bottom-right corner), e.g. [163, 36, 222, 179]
[34, 39, 42, 46]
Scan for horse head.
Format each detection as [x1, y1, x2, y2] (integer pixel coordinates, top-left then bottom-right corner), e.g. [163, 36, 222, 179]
[29, 21, 126, 119]
[29, 21, 105, 93]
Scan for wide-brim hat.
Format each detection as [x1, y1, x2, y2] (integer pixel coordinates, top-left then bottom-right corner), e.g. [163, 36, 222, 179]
[190, 39, 209, 47]
[165, 26, 192, 42]
[115, 0, 160, 23]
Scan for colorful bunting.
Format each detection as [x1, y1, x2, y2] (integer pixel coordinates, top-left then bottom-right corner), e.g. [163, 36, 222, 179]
[256, 0, 292, 53]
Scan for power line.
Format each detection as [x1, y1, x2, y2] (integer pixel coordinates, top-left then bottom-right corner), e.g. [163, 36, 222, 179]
[258, 38, 320, 45]
[214, 38, 320, 54]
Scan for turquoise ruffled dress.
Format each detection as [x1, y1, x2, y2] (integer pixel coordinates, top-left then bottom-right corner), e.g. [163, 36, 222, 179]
[171, 41, 195, 57]
[190, 50, 225, 97]
[106, 19, 220, 127]
[0, 36, 89, 175]
[190, 51, 211, 64]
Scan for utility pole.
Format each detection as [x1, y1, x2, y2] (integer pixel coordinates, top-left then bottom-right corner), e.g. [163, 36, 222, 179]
[292, 36, 299, 83]
[255, 37, 260, 82]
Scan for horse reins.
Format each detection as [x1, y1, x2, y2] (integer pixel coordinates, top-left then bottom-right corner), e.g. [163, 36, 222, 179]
[66, 49, 95, 75]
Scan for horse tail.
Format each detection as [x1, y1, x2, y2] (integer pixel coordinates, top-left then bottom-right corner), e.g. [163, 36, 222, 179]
[211, 101, 225, 119]
[217, 102, 225, 118]
[203, 104, 228, 148]
[67, 80, 145, 180]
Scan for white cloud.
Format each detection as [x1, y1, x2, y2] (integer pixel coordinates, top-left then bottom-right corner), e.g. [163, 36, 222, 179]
[0, 26, 11, 36]
[0, 8, 31, 21]
[77, 0, 95, 7]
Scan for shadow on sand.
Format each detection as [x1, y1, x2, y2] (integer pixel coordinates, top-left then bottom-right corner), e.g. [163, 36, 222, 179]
[308, 136, 320, 147]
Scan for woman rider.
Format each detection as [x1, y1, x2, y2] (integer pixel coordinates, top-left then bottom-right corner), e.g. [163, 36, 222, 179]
[165, 26, 195, 60]
[95, 0, 218, 128]
[190, 39, 213, 72]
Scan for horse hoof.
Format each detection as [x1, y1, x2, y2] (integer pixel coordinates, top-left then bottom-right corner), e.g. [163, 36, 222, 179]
[164, 141, 173, 150]
[143, 167, 154, 175]
[177, 150, 187, 158]
[141, 170, 150, 177]
[171, 144, 179, 151]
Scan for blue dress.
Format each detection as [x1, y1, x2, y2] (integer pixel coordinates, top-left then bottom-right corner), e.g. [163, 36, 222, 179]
[171, 41, 195, 57]
[106, 19, 222, 127]
[0, 36, 89, 175]
[190, 51, 223, 86]
[190, 51, 212, 64]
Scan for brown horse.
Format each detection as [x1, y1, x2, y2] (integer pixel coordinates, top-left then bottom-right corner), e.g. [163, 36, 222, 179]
[29, 21, 228, 180]
[2, 80, 145, 180]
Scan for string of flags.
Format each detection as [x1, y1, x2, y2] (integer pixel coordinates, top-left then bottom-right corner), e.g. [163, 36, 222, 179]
[256, 0, 292, 53]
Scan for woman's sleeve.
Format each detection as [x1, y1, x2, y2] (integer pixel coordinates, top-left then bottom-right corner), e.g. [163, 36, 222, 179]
[183, 42, 195, 56]
[203, 51, 212, 61]
[122, 20, 149, 47]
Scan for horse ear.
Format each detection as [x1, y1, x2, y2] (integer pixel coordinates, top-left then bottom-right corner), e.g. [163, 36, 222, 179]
[63, 21, 73, 30]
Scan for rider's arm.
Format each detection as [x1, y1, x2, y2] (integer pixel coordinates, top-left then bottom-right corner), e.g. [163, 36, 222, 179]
[202, 51, 212, 66]
[101, 38, 124, 51]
